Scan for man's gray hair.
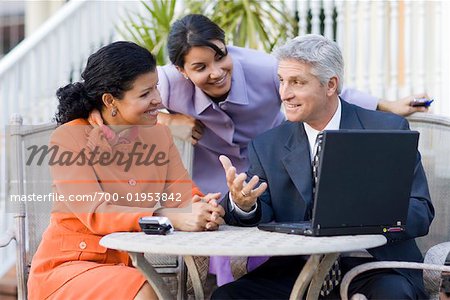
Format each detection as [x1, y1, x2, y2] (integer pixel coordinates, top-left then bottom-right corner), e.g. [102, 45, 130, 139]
[274, 34, 344, 93]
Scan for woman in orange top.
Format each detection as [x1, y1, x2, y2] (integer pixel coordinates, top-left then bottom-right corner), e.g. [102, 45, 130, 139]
[28, 41, 224, 300]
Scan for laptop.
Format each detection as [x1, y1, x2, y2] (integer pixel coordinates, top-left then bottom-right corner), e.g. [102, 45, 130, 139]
[258, 130, 419, 236]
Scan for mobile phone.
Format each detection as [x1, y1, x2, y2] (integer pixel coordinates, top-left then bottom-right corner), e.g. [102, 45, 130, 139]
[409, 98, 434, 107]
[139, 216, 173, 235]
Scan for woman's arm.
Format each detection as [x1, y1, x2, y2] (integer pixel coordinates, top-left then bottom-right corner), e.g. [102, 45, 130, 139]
[340, 88, 429, 116]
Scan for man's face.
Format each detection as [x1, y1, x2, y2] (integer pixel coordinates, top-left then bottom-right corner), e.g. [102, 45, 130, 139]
[278, 59, 334, 128]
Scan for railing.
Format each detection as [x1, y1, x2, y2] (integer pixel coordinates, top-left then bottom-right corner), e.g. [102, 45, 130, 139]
[297, 0, 449, 116]
[0, 0, 141, 276]
[0, 1, 142, 126]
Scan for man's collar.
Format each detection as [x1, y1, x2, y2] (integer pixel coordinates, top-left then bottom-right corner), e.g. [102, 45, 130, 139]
[339, 97, 365, 129]
[303, 99, 341, 159]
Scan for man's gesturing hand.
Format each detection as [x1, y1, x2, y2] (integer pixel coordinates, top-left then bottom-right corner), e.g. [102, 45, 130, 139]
[219, 155, 267, 212]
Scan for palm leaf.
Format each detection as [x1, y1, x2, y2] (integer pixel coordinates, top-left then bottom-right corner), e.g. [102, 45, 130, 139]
[119, 0, 298, 64]
[118, 0, 178, 65]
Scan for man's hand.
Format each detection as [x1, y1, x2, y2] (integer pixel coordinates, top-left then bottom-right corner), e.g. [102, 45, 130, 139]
[158, 112, 205, 145]
[219, 155, 267, 212]
[377, 93, 430, 116]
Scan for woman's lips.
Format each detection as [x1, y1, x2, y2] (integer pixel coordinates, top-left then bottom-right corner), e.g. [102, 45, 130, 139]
[209, 74, 227, 86]
[144, 109, 159, 116]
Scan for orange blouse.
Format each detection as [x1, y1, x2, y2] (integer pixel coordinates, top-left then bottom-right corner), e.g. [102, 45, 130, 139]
[28, 119, 201, 299]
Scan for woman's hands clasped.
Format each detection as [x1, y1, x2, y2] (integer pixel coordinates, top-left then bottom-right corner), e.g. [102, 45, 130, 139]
[166, 192, 225, 232]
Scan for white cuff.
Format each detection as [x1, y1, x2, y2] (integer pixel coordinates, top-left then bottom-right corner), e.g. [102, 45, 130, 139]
[229, 192, 257, 219]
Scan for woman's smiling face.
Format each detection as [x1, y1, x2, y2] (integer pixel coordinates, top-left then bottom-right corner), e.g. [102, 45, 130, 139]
[180, 40, 233, 99]
[113, 71, 162, 126]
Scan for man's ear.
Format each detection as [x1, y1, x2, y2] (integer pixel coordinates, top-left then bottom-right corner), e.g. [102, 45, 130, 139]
[102, 93, 115, 108]
[327, 77, 338, 96]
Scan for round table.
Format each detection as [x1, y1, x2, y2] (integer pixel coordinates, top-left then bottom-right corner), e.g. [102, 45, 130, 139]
[101, 225, 387, 300]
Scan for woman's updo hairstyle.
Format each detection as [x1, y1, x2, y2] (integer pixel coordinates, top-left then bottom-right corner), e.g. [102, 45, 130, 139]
[55, 41, 156, 124]
[167, 14, 226, 68]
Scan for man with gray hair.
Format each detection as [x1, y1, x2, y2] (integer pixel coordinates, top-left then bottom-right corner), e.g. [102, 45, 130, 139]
[213, 34, 433, 299]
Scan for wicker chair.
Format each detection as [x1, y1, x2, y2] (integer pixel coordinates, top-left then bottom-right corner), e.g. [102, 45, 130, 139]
[340, 113, 450, 300]
[0, 114, 193, 300]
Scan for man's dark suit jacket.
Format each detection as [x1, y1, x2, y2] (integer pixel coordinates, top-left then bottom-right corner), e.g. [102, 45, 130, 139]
[222, 99, 435, 292]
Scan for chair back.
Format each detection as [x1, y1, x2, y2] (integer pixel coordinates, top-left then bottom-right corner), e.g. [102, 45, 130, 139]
[145, 130, 193, 299]
[408, 113, 450, 254]
[7, 114, 56, 300]
[173, 137, 194, 175]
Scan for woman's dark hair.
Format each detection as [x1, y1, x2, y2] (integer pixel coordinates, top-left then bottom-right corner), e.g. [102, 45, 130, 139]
[167, 14, 226, 68]
[55, 41, 156, 124]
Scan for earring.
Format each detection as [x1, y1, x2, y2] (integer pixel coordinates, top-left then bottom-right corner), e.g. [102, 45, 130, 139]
[183, 74, 189, 80]
[111, 107, 117, 117]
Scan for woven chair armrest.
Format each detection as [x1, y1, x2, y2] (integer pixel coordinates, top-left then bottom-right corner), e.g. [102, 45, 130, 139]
[0, 229, 15, 247]
[425, 242, 450, 265]
[423, 242, 450, 296]
[340, 261, 450, 300]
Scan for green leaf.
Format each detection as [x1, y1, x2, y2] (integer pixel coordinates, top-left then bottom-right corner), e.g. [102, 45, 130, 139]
[118, 0, 298, 64]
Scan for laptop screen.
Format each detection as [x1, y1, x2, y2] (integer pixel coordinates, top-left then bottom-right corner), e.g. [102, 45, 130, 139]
[311, 130, 419, 235]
